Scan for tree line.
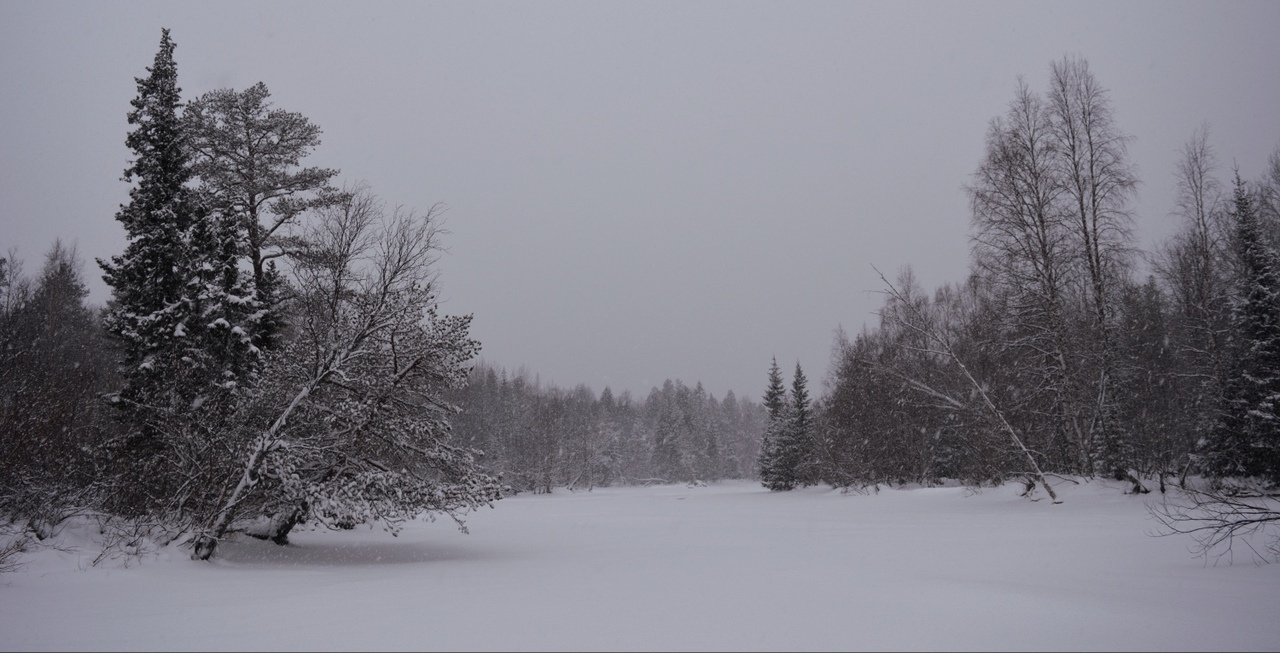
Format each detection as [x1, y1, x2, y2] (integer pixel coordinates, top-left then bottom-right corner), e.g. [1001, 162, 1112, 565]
[0, 30, 767, 566]
[6, 37, 1278, 565]
[759, 58, 1280, 517]
[448, 363, 765, 493]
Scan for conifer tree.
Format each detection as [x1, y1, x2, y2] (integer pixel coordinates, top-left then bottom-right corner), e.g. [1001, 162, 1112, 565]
[763, 357, 787, 419]
[0, 243, 111, 527]
[98, 29, 262, 516]
[182, 204, 262, 394]
[1206, 175, 1280, 481]
[790, 362, 817, 485]
[99, 29, 200, 414]
[184, 82, 340, 289]
[184, 82, 342, 352]
[758, 357, 798, 490]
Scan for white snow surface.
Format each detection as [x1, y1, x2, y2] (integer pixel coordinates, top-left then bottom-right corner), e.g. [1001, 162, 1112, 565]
[2, 480, 1278, 651]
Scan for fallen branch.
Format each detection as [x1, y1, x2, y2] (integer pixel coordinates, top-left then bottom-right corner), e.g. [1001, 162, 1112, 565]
[1150, 483, 1280, 565]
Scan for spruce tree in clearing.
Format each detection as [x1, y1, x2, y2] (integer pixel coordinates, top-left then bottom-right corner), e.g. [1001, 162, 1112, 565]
[1206, 175, 1280, 482]
[758, 357, 798, 490]
[98, 29, 263, 517]
[99, 29, 197, 406]
[790, 362, 817, 486]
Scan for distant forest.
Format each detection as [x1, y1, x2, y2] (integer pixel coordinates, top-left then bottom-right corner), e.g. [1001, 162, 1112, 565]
[449, 363, 765, 493]
[2, 34, 1278, 564]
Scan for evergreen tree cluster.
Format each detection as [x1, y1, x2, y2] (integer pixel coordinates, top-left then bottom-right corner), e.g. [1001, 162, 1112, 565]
[757, 359, 817, 491]
[1205, 178, 1280, 481]
[449, 363, 766, 493]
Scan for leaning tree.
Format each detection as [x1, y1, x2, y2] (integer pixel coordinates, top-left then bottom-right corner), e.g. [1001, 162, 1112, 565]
[192, 188, 502, 559]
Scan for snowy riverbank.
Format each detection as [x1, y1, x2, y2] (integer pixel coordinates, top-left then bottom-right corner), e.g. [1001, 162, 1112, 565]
[2, 479, 1277, 651]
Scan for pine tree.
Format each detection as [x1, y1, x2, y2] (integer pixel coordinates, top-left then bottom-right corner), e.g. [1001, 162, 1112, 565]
[184, 81, 340, 290]
[1206, 175, 1280, 482]
[184, 81, 341, 353]
[758, 357, 798, 490]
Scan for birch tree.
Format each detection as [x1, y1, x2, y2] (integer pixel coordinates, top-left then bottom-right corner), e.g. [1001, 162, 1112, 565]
[192, 189, 501, 559]
[969, 79, 1088, 474]
[1046, 56, 1138, 476]
[1155, 126, 1231, 469]
[876, 270, 1061, 501]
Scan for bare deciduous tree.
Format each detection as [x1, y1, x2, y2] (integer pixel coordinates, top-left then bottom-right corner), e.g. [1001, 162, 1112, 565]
[191, 188, 501, 560]
[1152, 482, 1280, 564]
[1154, 126, 1231, 474]
[969, 79, 1089, 475]
[1047, 56, 1139, 476]
[876, 268, 1060, 502]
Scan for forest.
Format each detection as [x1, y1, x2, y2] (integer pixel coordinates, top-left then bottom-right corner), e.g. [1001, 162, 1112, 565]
[752, 59, 1280, 555]
[449, 363, 765, 493]
[779, 64, 1280, 505]
[2, 30, 1279, 569]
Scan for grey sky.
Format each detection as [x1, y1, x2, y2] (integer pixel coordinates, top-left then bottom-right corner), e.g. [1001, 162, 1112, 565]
[2, 1, 1279, 400]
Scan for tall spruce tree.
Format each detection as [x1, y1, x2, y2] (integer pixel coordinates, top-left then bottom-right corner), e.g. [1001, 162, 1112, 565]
[1206, 175, 1280, 481]
[758, 357, 798, 490]
[97, 29, 199, 514]
[98, 29, 261, 516]
[183, 201, 262, 393]
[763, 358, 787, 419]
[790, 362, 816, 485]
[99, 29, 198, 408]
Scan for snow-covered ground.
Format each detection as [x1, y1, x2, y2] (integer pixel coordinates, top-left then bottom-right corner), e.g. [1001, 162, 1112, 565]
[1, 480, 1277, 651]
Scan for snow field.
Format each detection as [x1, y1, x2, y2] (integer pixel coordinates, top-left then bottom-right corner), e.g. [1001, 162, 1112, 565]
[1, 480, 1278, 651]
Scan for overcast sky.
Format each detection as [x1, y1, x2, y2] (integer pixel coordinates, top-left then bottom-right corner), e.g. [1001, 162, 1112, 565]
[2, 1, 1279, 401]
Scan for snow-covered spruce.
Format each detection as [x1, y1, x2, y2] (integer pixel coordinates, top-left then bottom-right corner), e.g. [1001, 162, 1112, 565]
[98, 29, 264, 521]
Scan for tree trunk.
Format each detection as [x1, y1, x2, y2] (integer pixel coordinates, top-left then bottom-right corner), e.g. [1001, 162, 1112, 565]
[192, 379, 318, 560]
